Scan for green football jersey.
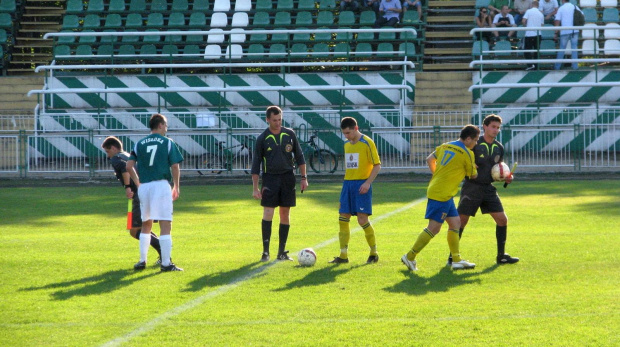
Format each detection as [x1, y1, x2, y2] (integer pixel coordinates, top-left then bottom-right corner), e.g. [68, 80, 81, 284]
[129, 133, 184, 184]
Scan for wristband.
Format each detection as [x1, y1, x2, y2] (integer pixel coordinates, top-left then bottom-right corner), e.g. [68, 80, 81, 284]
[125, 184, 132, 189]
[301, 176, 307, 179]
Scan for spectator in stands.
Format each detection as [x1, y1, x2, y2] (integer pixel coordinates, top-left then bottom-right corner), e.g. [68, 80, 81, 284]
[475, 7, 495, 44]
[402, 0, 423, 21]
[493, 5, 517, 40]
[553, 0, 582, 70]
[523, 0, 545, 70]
[374, 0, 403, 27]
[513, 0, 532, 24]
[540, 0, 559, 23]
[341, 0, 360, 11]
[488, 0, 512, 18]
[364, 0, 381, 13]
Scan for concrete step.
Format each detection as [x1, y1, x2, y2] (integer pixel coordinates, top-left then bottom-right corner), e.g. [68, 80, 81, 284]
[427, 16, 473, 23]
[416, 71, 472, 81]
[422, 63, 473, 70]
[428, 1, 475, 7]
[426, 31, 471, 38]
[425, 47, 472, 54]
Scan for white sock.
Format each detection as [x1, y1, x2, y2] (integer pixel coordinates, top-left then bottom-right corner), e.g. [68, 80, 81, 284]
[139, 233, 151, 262]
[160, 234, 172, 266]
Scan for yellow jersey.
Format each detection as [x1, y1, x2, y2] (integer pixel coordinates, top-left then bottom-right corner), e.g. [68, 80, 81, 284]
[344, 134, 381, 180]
[427, 140, 477, 202]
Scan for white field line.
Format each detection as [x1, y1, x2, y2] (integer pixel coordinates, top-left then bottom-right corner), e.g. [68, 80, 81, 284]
[101, 198, 425, 347]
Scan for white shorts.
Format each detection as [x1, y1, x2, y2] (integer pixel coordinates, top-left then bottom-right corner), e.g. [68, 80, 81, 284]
[138, 180, 173, 221]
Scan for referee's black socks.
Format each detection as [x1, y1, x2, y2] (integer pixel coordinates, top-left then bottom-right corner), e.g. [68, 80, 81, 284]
[278, 223, 290, 255]
[262, 220, 272, 254]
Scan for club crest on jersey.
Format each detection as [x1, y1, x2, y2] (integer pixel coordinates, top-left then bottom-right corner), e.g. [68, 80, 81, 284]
[494, 155, 501, 163]
[285, 144, 293, 152]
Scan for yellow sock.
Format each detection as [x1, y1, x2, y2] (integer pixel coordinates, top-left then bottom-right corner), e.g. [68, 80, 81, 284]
[407, 228, 434, 261]
[362, 222, 377, 255]
[447, 229, 462, 263]
[338, 216, 350, 259]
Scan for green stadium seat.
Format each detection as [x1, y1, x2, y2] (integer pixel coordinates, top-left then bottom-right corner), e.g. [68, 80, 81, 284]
[61, 15, 79, 30]
[101, 29, 118, 43]
[398, 42, 416, 57]
[291, 43, 308, 58]
[539, 39, 556, 56]
[125, 13, 143, 29]
[296, 11, 313, 26]
[583, 8, 598, 23]
[54, 45, 71, 57]
[162, 44, 179, 56]
[164, 30, 183, 43]
[184, 44, 200, 57]
[297, 0, 315, 10]
[76, 45, 93, 56]
[189, 13, 206, 27]
[377, 42, 394, 57]
[83, 14, 101, 30]
[142, 29, 161, 43]
[339, 11, 356, 26]
[333, 42, 351, 57]
[312, 43, 329, 58]
[317, 11, 333, 26]
[56, 30, 75, 44]
[359, 11, 376, 26]
[0, 28, 5, 43]
[253, 12, 271, 27]
[193, 0, 210, 11]
[541, 24, 555, 40]
[277, 0, 294, 10]
[248, 43, 265, 58]
[357, 26, 374, 41]
[172, 0, 189, 11]
[314, 29, 331, 42]
[255, 0, 273, 10]
[140, 44, 157, 56]
[65, 0, 83, 14]
[335, 29, 353, 42]
[168, 12, 186, 28]
[151, 0, 168, 12]
[104, 14, 122, 29]
[293, 28, 310, 42]
[97, 45, 114, 57]
[249, 29, 267, 43]
[602, 8, 619, 23]
[274, 12, 291, 26]
[472, 40, 489, 56]
[147, 13, 164, 28]
[79, 30, 97, 44]
[269, 43, 287, 58]
[0, 0, 15, 13]
[119, 44, 136, 56]
[109, 0, 126, 12]
[378, 31, 396, 41]
[400, 27, 417, 40]
[475, 0, 490, 8]
[129, 0, 146, 12]
[401, 10, 419, 24]
[87, 0, 104, 12]
[319, 0, 336, 9]
[0, 13, 9, 29]
[271, 28, 289, 42]
[493, 40, 512, 56]
[186, 31, 204, 43]
[121, 31, 140, 43]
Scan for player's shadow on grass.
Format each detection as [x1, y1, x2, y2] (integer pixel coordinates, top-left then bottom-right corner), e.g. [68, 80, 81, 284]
[383, 265, 499, 296]
[20, 269, 158, 300]
[273, 264, 363, 292]
[182, 261, 270, 292]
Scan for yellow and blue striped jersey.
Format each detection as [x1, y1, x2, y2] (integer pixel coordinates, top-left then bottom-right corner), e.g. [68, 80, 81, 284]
[427, 140, 477, 202]
[344, 134, 381, 180]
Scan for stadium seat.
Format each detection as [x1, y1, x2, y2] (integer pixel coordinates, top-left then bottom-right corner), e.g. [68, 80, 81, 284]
[359, 11, 376, 26]
[314, 29, 332, 42]
[398, 42, 416, 57]
[204, 44, 222, 59]
[125, 14, 143, 29]
[0, 0, 14, 12]
[297, 0, 315, 10]
[97, 45, 114, 57]
[162, 45, 179, 56]
[339, 11, 356, 26]
[539, 39, 556, 56]
[582, 24, 600, 39]
[207, 29, 225, 43]
[248, 43, 265, 58]
[189, 13, 206, 28]
[333, 42, 351, 57]
[400, 27, 417, 40]
[291, 43, 308, 58]
[146, 13, 164, 28]
[151, 0, 168, 12]
[0, 13, 10, 29]
[210, 12, 228, 27]
[235, 0, 252, 11]
[184, 44, 201, 57]
[76, 45, 93, 57]
[472, 40, 490, 56]
[293, 28, 310, 42]
[164, 29, 183, 43]
[604, 39, 620, 55]
[600, 0, 618, 7]
[274, 12, 292, 26]
[312, 43, 330, 58]
[271, 28, 289, 42]
[140, 44, 157, 56]
[249, 29, 267, 42]
[65, 0, 83, 14]
[255, 0, 273, 11]
[579, 0, 596, 7]
[230, 28, 246, 43]
[61, 15, 79, 30]
[119, 44, 136, 57]
[319, 0, 336, 9]
[356, 26, 374, 41]
[336, 29, 353, 42]
[296, 11, 313, 26]
[269, 43, 287, 58]
[104, 14, 122, 29]
[277, 0, 294, 10]
[142, 29, 161, 43]
[121, 31, 140, 43]
[54, 45, 71, 57]
[129, 0, 146, 11]
[56, 30, 75, 44]
[541, 24, 555, 40]
[83, 14, 101, 29]
[168, 13, 186, 28]
[493, 40, 512, 56]
[378, 31, 396, 41]
[602, 8, 619, 23]
[213, 0, 231, 11]
[475, 0, 491, 8]
[377, 42, 395, 57]
[87, 0, 104, 12]
[253, 12, 271, 27]
[401, 11, 420, 24]
[79, 30, 97, 44]
[232, 12, 249, 27]
[193, 0, 210, 11]
[355, 42, 373, 58]
[172, 0, 189, 11]
[317, 11, 334, 26]
[582, 39, 600, 55]
[224, 44, 243, 59]
[582, 8, 598, 23]
[186, 31, 204, 43]
[604, 23, 620, 39]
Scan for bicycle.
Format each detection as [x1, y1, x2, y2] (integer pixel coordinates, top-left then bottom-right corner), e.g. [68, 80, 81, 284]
[196, 135, 254, 175]
[302, 132, 338, 173]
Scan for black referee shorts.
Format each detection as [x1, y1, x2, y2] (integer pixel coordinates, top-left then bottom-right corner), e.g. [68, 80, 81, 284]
[261, 171, 297, 208]
[457, 182, 504, 217]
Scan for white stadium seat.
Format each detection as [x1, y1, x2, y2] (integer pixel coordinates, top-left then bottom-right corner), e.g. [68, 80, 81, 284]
[213, 0, 230, 11]
[230, 28, 246, 43]
[579, 0, 597, 7]
[207, 28, 225, 43]
[582, 39, 600, 55]
[604, 39, 620, 55]
[600, 0, 618, 7]
[235, 0, 252, 11]
[581, 24, 600, 39]
[232, 12, 249, 27]
[225, 44, 244, 59]
[204, 44, 221, 59]
[210, 12, 228, 27]
[604, 23, 620, 39]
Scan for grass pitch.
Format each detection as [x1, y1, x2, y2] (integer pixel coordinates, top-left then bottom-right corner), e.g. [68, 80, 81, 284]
[1, 179, 619, 346]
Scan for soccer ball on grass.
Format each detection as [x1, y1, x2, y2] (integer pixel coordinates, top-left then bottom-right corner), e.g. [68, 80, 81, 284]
[491, 162, 511, 182]
[297, 248, 317, 267]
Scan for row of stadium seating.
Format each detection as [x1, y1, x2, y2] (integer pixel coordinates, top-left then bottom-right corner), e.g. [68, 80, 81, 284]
[473, 39, 620, 56]
[473, 7, 619, 24]
[475, 0, 619, 8]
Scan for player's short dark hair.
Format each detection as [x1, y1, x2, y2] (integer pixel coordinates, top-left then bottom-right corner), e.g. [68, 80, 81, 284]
[266, 106, 282, 119]
[101, 136, 123, 150]
[483, 114, 503, 126]
[340, 117, 358, 129]
[149, 113, 167, 130]
[460, 124, 480, 140]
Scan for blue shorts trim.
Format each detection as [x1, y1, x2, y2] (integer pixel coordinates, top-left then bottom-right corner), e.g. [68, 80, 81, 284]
[339, 180, 372, 216]
[425, 198, 458, 223]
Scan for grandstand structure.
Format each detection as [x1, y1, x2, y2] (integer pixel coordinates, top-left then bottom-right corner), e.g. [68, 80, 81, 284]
[0, 0, 619, 177]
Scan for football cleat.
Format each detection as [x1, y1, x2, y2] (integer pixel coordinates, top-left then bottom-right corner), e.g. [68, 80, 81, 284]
[328, 256, 349, 264]
[260, 252, 270, 262]
[366, 255, 379, 264]
[401, 254, 418, 271]
[134, 261, 146, 270]
[447, 254, 453, 266]
[451, 260, 476, 270]
[161, 263, 183, 272]
[497, 254, 520, 264]
[276, 251, 293, 261]
[154, 257, 162, 266]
